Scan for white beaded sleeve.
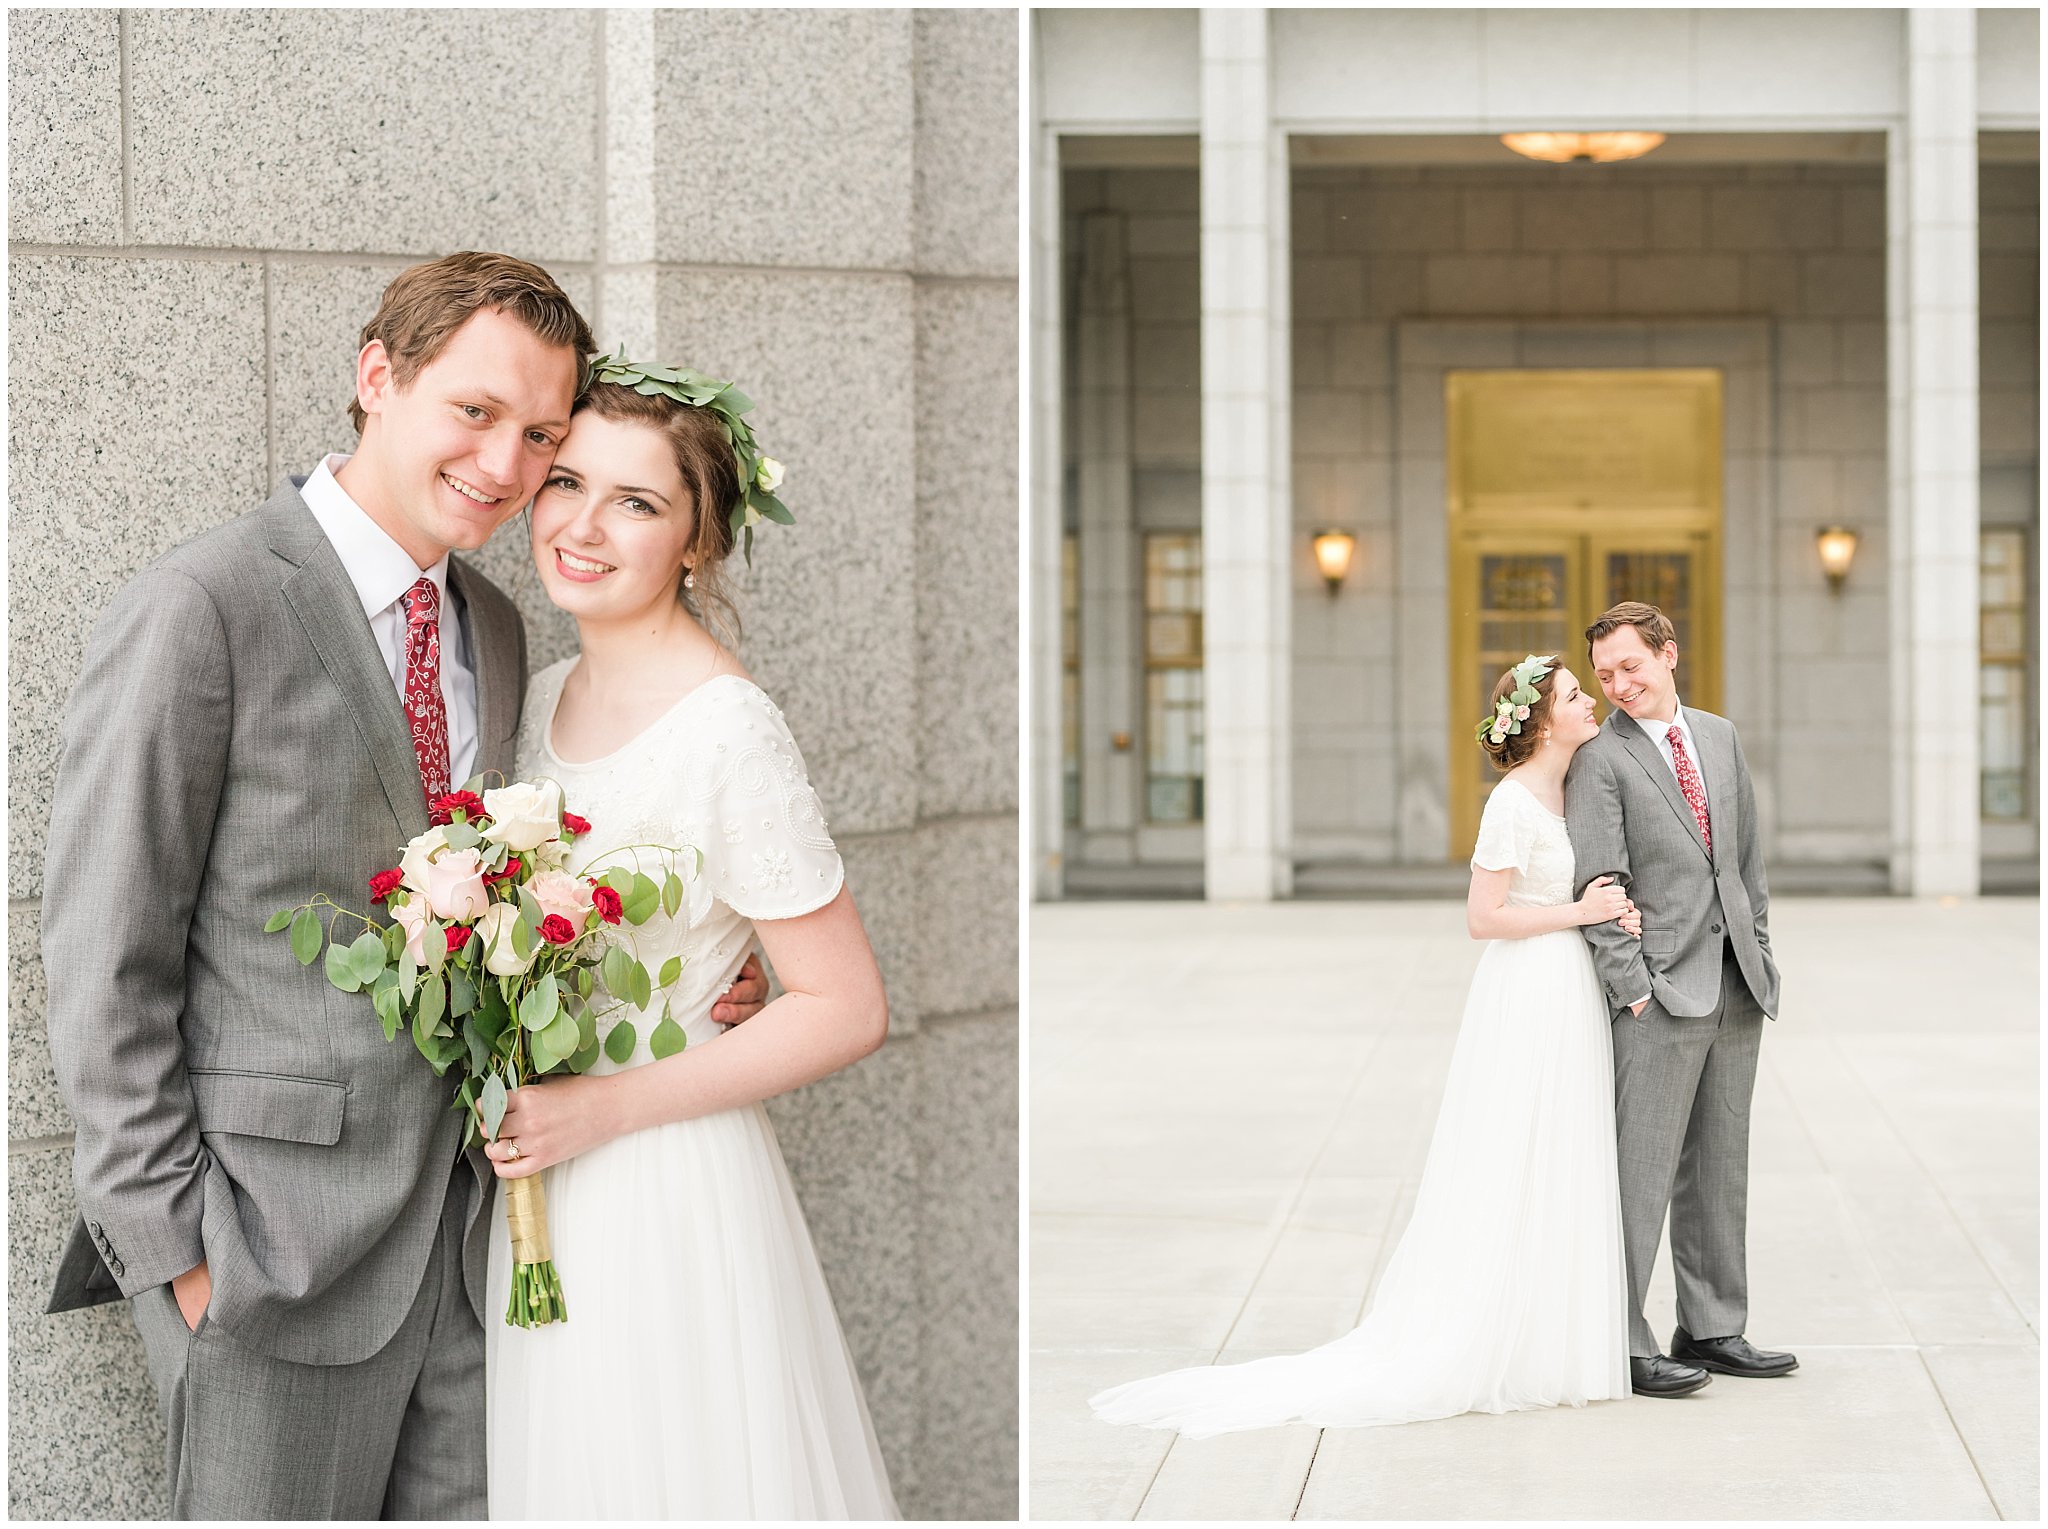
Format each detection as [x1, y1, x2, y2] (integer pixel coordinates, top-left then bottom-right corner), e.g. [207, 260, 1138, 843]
[688, 681, 845, 921]
[1468, 784, 1531, 875]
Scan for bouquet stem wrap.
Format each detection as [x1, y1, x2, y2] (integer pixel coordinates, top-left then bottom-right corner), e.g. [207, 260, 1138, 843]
[503, 1174, 567, 1327]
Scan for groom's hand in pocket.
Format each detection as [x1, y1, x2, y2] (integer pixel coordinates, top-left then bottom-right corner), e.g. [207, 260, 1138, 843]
[711, 953, 770, 1026]
[170, 1258, 211, 1332]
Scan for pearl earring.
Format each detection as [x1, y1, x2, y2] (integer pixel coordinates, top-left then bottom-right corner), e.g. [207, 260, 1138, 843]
[684, 569, 696, 590]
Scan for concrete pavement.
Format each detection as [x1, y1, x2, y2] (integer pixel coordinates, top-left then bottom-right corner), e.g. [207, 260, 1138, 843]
[1030, 899, 2038, 1520]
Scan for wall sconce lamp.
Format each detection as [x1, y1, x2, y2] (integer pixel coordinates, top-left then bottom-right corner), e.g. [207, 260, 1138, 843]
[1815, 525, 1858, 591]
[1312, 529, 1356, 595]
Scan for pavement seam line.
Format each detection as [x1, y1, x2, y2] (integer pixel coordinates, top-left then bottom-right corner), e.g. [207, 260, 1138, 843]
[1914, 1347, 2007, 1520]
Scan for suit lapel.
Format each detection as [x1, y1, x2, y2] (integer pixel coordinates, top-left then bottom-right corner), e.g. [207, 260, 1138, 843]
[450, 557, 520, 783]
[1609, 709, 1711, 862]
[267, 488, 430, 840]
[1694, 710, 1737, 857]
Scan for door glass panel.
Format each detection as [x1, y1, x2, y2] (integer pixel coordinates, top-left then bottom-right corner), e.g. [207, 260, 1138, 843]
[1980, 528, 2029, 822]
[1144, 534, 1204, 824]
[1061, 535, 1080, 826]
[1471, 551, 1573, 833]
[1604, 549, 1696, 665]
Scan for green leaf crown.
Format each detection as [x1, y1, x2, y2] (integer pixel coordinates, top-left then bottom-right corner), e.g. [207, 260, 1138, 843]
[584, 349, 795, 564]
[1474, 653, 1555, 747]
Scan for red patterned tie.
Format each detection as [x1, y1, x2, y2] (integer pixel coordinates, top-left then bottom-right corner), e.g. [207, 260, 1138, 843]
[401, 578, 450, 802]
[1668, 725, 1711, 854]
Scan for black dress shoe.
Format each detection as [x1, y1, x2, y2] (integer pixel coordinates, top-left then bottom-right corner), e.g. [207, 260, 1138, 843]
[1672, 1327, 1799, 1377]
[1630, 1354, 1712, 1397]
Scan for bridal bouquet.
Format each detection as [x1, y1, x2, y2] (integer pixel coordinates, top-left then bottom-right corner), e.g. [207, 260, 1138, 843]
[266, 779, 693, 1327]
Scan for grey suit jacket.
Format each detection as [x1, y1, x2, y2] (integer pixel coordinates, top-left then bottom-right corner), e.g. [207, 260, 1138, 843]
[44, 479, 527, 1365]
[1564, 705, 1779, 1020]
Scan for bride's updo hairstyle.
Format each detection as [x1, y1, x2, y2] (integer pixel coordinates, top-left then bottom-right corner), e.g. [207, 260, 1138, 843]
[1477, 662, 1559, 773]
[573, 381, 744, 644]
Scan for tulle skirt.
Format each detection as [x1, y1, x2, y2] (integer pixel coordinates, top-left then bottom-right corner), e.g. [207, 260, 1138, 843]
[485, 1102, 899, 1519]
[1091, 929, 1629, 1437]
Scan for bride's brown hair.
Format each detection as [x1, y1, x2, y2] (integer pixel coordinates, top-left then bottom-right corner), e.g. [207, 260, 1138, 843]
[573, 381, 743, 646]
[1477, 664, 1559, 773]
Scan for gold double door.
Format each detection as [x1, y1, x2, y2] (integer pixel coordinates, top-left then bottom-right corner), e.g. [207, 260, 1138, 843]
[1446, 370, 1724, 860]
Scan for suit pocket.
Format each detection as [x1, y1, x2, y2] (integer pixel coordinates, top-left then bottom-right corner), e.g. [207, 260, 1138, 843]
[1642, 932, 1677, 958]
[187, 1070, 346, 1146]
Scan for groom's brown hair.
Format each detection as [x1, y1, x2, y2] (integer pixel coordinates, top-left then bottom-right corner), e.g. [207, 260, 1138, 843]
[347, 251, 593, 432]
[1585, 600, 1676, 656]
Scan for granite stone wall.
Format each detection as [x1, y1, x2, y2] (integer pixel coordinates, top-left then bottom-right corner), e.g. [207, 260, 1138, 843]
[8, 9, 1018, 1519]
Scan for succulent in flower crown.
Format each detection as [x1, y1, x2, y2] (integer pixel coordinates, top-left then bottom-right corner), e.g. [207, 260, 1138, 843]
[584, 349, 794, 564]
[1474, 653, 1555, 747]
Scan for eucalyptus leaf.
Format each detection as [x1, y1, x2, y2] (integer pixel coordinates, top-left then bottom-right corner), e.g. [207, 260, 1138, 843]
[537, 1009, 579, 1071]
[517, 886, 544, 930]
[518, 974, 560, 1032]
[603, 1019, 638, 1065]
[348, 930, 387, 987]
[448, 965, 476, 1018]
[479, 1072, 508, 1139]
[511, 916, 533, 960]
[326, 940, 364, 993]
[289, 907, 323, 967]
[662, 873, 683, 919]
[440, 820, 481, 852]
[623, 873, 660, 925]
[264, 908, 295, 934]
[629, 960, 653, 1012]
[658, 955, 683, 989]
[418, 970, 447, 1033]
[648, 1013, 687, 1060]
[601, 943, 636, 1000]
[372, 981, 403, 1042]
[463, 1016, 490, 1077]
[399, 953, 419, 1004]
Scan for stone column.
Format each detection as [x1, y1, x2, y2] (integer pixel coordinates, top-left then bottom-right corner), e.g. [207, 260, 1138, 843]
[1199, 9, 1291, 900]
[1075, 213, 1142, 861]
[1029, 46, 1067, 897]
[599, 8, 658, 357]
[1886, 8, 1981, 895]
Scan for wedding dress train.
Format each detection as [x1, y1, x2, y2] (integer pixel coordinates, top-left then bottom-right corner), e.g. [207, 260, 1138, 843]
[1091, 778, 1630, 1437]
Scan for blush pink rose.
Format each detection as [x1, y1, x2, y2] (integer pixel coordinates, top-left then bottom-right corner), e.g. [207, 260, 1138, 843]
[392, 898, 434, 967]
[528, 870, 595, 931]
[424, 848, 489, 922]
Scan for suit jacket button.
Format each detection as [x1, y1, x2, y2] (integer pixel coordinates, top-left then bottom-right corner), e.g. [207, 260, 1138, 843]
[87, 1221, 102, 1236]
[109, 1259, 124, 1277]
[1711, 923, 1722, 934]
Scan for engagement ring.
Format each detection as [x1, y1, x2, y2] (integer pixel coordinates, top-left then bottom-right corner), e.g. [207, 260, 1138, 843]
[505, 1142, 521, 1162]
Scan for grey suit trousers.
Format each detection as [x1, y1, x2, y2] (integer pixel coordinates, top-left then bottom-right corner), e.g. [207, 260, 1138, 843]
[1610, 943, 1766, 1358]
[129, 1159, 485, 1520]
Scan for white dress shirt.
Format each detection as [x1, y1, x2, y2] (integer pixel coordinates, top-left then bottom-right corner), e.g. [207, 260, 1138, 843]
[301, 454, 480, 787]
[1631, 700, 1709, 817]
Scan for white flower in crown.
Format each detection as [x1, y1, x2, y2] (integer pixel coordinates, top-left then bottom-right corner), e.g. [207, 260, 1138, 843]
[755, 456, 785, 493]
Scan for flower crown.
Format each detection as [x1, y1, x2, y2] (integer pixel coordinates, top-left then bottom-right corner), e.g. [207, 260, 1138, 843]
[1475, 654, 1555, 747]
[585, 349, 792, 564]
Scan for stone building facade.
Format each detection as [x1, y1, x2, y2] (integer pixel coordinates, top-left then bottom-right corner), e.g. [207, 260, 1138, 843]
[9, 9, 1018, 1519]
[1032, 7, 2039, 902]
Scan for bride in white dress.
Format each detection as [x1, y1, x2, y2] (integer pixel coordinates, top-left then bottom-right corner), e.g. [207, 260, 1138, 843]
[480, 364, 898, 1518]
[1091, 656, 1635, 1437]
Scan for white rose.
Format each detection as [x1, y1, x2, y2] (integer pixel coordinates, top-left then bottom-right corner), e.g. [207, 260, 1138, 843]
[755, 456, 784, 493]
[481, 780, 563, 852]
[476, 902, 538, 977]
[392, 898, 434, 967]
[399, 826, 452, 896]
[527, 835, 572, 870]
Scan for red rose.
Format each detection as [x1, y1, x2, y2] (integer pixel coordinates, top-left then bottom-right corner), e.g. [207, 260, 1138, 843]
[446, 924, 474, 954]
[589, 885, 623, 925]
[368, 868, 405, 903]
[429, 789, 488, 827]
[561, 811, 591, 836]
[540, 914, 577, 946]
[487, 857, 523, 882]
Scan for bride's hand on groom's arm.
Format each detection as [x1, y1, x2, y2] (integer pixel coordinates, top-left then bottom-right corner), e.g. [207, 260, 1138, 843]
[709, 953, 770, 1026]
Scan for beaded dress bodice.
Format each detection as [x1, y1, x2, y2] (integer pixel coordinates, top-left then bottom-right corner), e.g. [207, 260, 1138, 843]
[1469, 777, 1575, 909]
[515, 658, 842, 1069]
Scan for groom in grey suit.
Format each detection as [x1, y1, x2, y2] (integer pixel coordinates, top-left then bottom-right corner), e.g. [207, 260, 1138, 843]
[1564, 601, 1798, 1398]
[43, 252, 763, 1517]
